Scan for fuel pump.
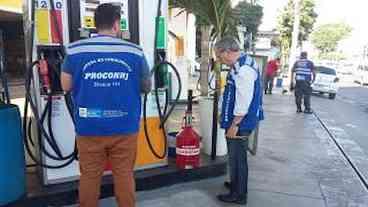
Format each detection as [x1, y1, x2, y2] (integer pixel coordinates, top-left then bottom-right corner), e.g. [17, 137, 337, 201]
[23, 0, 79, 185]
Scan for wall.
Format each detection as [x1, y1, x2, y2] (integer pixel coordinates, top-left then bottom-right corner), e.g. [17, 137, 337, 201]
[0, 0, 23, 13]
[139, 0, 168, 68]
[168, 8, 197, 70]
[0, 20, 25, 78]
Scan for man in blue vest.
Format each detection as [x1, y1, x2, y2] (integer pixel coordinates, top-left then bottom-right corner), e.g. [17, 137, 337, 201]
[291, 52, 315, 114]
[215, 37, 264, 205]
[61, 4, 151, 207]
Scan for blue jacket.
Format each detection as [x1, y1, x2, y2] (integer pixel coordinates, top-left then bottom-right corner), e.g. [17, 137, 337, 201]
[293, 58, 314, 82]
[220, 54, 264, 132]
[62, 35, 150, 136]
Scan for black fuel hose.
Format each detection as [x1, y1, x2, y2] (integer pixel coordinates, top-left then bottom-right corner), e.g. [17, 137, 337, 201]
[23, 61, 75, 169]
[24, 62, 71, 159]
[23, 0, 77, 169]
[25, 62, 76, 161]
[142, 0, 183, 159]
[24, 62, 62, 159]
[143, 60, 182, 159]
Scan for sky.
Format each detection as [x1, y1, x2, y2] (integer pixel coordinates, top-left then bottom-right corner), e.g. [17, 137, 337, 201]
[257, 0, 368, 57]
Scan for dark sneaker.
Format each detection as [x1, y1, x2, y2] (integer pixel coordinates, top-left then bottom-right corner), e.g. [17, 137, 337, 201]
[236, 195, 248, 205]
[304, 109, 313, 114]
[297, 108, 302, 113]
[217, 193, 247, 205]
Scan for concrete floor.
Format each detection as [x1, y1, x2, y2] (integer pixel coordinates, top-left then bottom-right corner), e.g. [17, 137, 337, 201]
[6, 75, 368, 207]
[65, 89, 368, 207]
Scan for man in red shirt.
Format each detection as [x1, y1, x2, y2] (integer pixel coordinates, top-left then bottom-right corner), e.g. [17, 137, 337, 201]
[264, 57, 280, 94]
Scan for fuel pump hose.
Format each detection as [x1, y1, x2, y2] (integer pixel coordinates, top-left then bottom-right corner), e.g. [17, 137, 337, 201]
[142, 0, 183, 159]
[24, 61, 76, 169]
[143, 60, 182, 159]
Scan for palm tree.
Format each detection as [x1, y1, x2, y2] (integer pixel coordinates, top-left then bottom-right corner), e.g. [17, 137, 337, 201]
[169, 0, 234, 95]
[169, 0, 234, 159]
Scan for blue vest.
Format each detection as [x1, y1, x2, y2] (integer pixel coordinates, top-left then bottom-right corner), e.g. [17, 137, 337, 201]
[63, 36, 146, 136]
[220, 54, 264, 132]
[294, 59, 313, 81]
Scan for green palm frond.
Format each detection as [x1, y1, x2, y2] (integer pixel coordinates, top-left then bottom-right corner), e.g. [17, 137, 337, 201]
[169, 0, 234, 40]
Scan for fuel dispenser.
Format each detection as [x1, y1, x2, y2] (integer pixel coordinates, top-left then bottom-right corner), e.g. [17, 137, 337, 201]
[23, 0, 78, 185]
[23, 0, 181, 185]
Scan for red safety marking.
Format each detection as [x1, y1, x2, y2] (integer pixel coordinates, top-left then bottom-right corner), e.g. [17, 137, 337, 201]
[50, 10, 63, 44]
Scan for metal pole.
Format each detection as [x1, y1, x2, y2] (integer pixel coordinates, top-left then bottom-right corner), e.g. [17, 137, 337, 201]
[211, 90, 218, 160]
[286, 0, 301, 88]
[0, 30, 10, 104]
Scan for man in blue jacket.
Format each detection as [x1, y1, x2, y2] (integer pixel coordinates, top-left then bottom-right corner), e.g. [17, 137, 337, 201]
[61, 4, 151, 207]
[215, 37, 264, 205]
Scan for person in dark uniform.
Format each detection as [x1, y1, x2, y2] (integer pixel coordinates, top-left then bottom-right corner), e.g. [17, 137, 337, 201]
[291, 52, 316, 114]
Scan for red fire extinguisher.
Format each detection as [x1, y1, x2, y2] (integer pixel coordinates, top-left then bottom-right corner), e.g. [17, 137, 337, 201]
[176, 90, 200, 169]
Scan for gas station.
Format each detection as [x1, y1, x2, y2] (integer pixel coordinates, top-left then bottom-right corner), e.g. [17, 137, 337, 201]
[0, 0, 235, 206]
[2, 1, 368, 206]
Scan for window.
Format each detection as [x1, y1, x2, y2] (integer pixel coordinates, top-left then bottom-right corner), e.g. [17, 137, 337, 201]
[315, 66, 336, 75]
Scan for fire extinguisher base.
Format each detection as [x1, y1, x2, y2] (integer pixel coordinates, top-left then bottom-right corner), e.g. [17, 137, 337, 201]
[176, 127, 200, 170]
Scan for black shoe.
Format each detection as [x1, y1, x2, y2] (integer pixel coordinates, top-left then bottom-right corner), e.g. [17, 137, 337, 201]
[297, 108, 302, 113]
[217, 193, 247, 205]
[236, 195, 248, 205]
[224, 181, 231, 189]
[304, 109, 313, 114]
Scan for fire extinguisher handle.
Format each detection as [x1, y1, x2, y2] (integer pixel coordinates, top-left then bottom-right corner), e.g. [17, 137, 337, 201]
[181, 117, 186, 128]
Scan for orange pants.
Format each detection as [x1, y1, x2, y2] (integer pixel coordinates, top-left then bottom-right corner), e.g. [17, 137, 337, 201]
[77, 134, 138, 207]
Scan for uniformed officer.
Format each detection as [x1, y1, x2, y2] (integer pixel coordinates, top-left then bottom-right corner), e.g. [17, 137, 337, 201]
[291, 51, 316, 114]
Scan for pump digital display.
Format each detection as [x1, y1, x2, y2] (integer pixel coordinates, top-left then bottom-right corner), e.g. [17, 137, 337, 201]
[81, 0, 129, 31]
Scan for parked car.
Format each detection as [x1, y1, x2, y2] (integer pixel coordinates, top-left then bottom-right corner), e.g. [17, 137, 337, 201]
[337, 62, 355, 75]
[311, 66, 339, 99]
[353, 64, 368, 85]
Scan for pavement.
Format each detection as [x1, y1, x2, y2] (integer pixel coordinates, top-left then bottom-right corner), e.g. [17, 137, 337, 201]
[6, 77, 368, 207]
[63, 87, 368, 207]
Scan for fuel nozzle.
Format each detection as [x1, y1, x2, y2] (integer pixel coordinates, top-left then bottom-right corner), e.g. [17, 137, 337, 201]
[38, 53, 51, 94]
[184, 90, 194, 127]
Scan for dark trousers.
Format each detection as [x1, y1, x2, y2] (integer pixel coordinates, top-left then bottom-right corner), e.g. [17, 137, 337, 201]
[226, 131, 251, 197]
[295, 80, 312, 110]
[264, 75, 275, 93]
